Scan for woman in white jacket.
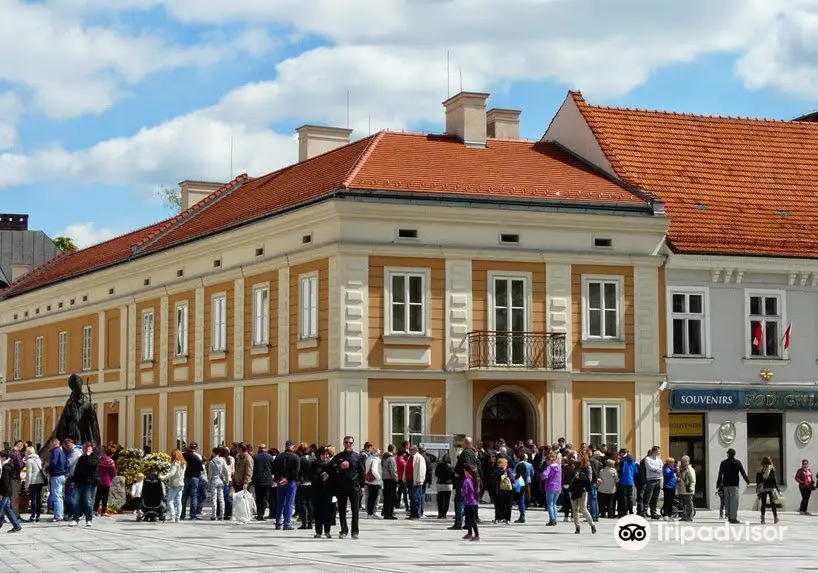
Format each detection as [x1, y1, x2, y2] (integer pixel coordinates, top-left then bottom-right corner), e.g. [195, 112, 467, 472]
[365, 449, 383, 518]
[160, 449, 186, 523]
[24, 447, 46, 522]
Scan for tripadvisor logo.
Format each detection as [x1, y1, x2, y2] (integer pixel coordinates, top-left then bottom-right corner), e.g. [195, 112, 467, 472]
[614, 514, 787, 550]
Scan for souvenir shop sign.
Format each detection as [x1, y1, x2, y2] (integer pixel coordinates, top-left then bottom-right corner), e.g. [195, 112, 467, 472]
[671, 389, 818, 411]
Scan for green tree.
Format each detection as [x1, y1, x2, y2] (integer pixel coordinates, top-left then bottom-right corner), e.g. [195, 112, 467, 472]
[53, 236, 77, 252]
[156, 185, 183, 214]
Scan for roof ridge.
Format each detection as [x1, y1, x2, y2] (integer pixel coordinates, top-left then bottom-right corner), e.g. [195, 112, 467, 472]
[130, 174, 249, 254]
[342, 131, 386, 188]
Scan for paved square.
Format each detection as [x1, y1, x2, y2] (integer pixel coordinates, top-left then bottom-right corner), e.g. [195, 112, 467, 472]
[0, 506, 813, 572]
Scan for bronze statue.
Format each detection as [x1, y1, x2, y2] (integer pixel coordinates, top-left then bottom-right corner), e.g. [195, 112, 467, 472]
[46, 373, 101, 449]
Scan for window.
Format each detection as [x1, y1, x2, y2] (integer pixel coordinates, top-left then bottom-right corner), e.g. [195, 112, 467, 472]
[212, 407, 227, 448]
[175, 303, 189, 357]
[593, 237, 613, 248]
[389, 402, 424, 448]
[299, 275, 318, 339]
[748, 413, 783, 484]
[670, 289, 707, 356]
[388, 272, 425, 335]
[13, 340, 21, 380]
[58, 331, 67, 374]
[253, 286, 270, 345]
[141, 411, 153, 449]
[35, 336, 44, 377]
[585, 278, 621, 339]
[500, 233, 520, 245]
[586, 403, 621, 449]
[748, 291, 783, 358]
[491, 275, 528, 365]
[397, 228, 418, 240]
[174, 408, 188, 450]
[141, 311, 155, 362]
[212, 295, 227, 351]
[34, 418, 43, 448]
[82, 325, 93, 371]
[11, 418, 20, 441]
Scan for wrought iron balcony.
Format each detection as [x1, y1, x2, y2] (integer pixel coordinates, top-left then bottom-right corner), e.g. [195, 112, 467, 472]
[467, 331, 566, 370]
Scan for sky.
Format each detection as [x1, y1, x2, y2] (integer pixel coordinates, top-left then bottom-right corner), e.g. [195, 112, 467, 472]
[3, 0, 818, 248]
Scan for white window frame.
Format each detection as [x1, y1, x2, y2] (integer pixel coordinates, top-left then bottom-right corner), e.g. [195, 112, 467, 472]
[745, 289, 786, 359]
[383, 398, 429, 449]
[299, 273, 319, 340]
[582, 275, 624, 341]
[175, 302, 189, 357]
[174, 408, 188, 450]
[34, 336, 44, 377]
[384, 267, 432, 336]
[140, 410, 153, 449]
[58, 331, 67, 374]
[583, 399, 624, 449]
[666, 286, 710, 358]
[487, 271, 533, 366]
[141, 310, 155, 362]
[211, 294, 227, 352]
[12, 340, 21, 380]
[34, 417, 43, 448]
[11, 418, 20, 442]
[211, 405, 227, 448]
[252, 285, 270, 346]
[82, 325, 93, 371]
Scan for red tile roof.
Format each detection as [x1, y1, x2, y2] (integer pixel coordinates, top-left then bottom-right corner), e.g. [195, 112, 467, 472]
[569, 91, 818, 258]
[2, 130, 652, 299]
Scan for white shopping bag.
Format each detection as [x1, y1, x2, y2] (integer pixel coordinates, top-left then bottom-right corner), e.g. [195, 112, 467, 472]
[232, 490, 257, 524]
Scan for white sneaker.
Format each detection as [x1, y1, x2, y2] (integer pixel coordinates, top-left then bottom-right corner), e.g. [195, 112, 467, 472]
[68, 521, 78, 527]
[86, 521, 92, 527]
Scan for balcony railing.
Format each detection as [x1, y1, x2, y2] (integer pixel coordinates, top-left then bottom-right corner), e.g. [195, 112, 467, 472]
[467, 331, 566, 370]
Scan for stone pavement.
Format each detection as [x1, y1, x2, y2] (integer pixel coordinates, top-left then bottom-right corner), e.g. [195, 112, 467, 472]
[0, 506, 813, 572]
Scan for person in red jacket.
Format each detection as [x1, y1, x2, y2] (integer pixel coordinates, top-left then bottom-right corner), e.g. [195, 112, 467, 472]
[95, 446, 118, 516]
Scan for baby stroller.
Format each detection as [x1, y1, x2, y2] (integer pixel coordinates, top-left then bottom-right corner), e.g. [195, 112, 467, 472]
[138, 474, 167, 522]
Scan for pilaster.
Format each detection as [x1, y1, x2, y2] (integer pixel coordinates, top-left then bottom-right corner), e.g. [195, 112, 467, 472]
[126, 395, 135, 448]
[545, 263, 572, 370]
[127, 304, 136, 389]
[233, 385, 244, 443]
[334, 377, 368, 447]
[234, 277, 245, 380]
[546, 378, 572, 443]
[158, 391, 168, 452]
[278, 267, 290, 375]
[633, 266, 660, 373]
[194, 287, 205, 383]
[338, 255, 368, 369]
[97, 311, 105, 381]
[159, 295, 169, 386]
[634, 379, 662, 457]
[445, 258, 471, 370]
[445, 375, 472, 436]
[194, 389, 204, 444]
[278, 381, 290, 447]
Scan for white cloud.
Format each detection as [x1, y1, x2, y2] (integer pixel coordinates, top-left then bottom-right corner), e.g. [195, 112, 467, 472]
[59, 222, 121, 248]
[0, 92, 21, 150]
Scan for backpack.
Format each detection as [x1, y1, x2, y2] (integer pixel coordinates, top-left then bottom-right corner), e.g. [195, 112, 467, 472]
[499, 472, 513, 491]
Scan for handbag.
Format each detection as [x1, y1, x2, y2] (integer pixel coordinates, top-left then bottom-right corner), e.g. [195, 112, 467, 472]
[513, 476, 526, 492]
[366, 470, 375, 482]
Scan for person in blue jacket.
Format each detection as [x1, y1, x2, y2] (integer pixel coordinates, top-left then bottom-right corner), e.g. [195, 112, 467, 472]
[662, 458, 679, 520]
[617, 450, 638, 517]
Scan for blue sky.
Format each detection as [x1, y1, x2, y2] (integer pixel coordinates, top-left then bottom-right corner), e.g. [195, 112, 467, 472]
[2, 0, 816, 247]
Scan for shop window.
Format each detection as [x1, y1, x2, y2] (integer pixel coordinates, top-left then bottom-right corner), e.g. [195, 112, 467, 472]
[747, 412, 783, 484]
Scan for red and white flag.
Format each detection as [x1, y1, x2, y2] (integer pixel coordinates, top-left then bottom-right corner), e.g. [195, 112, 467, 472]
[752, 323, 763, 350]
[783, 322, 793, 351]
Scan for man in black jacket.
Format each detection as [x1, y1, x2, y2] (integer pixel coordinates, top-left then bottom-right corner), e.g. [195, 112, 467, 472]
[297, 444, 315, 529]
[330, 435, 366, 539]
[69, 441, 99, 527]
[717, 448, 750, 524]
[181, 443, 204, 520]
[273, 440, 301, 530]
[0, 451, 21, 532]
[253, 444, 276, 521]
[450, 437, 479, 530]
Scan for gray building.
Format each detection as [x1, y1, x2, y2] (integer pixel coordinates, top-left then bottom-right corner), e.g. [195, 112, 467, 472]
[0, 214, 61, 289]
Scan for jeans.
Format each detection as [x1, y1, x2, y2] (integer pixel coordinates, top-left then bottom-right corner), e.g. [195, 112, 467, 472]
[0, 497, 20, 529]
[642, 480, 661, 516]
[618, 485, 634, 516]
[28, 484, 44, 519]
[275, 481, 298, 528]
[64, 481, 76, 520]
[516, 487, 527, 520]
[196, 479, 207, 515]
[210, 484, 225, 519]
[181, 477, 199, 519]
[546, 490, 559, 522]
[337, 488, 360, 536]
[465, 505, 479, 537]
[572, 492, 593, 530]
[382, 479, 396, 518]
[588, 484, 599, 519]
[73, 483, 95, 523]
[723, 485, 740, 521]
[410, 484, 424, 518]
[419, 484, 427, 516]
[801, 487, 813, 513]
[49, 476, 66, 520]
[224, 485, 233, 520]
[437, 489, 452, 518]
[298, 485, 313, 526]
[94, 486, 110, 515]
[167, 486, 183, 521]
[255, 485, 273, 519]
[453, 488, 464, 526]
[366, 484, 380, 516]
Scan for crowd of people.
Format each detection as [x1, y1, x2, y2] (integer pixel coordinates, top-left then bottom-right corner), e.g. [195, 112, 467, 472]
[0, 435, 809, 537]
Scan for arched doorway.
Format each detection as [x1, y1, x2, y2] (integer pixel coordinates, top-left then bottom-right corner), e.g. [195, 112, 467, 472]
[480, 392, 530, 446]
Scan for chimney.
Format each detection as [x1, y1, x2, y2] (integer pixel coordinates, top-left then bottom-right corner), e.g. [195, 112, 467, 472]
[443, 91, 490, 147]
[179, 181, 225, 211]
[487, 108, 521, 140]
[296, 125, 353, 162]
[0, 214, 29, 231]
